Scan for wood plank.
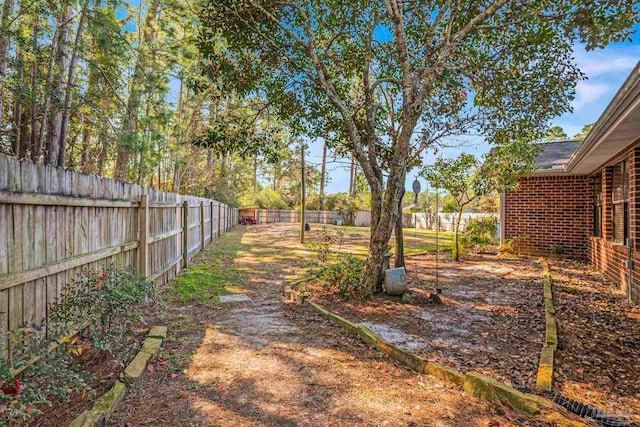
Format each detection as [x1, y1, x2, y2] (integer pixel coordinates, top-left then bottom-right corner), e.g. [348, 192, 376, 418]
[138, 195, 149, 277]
[148, 227, 182, 244]
[0, 190, 138, 207]
[200, 201, 205, 251]
[182, 201, 189, 268]
[0, 242, 139, 291]
[149, 255, 182, 281]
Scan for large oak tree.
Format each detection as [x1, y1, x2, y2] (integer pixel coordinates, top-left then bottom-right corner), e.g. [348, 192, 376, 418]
[198, 0, 638, 292]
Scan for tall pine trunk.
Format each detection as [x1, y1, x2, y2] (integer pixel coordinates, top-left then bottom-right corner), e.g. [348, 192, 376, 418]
[0, 0, 14, 138]
[115, 0, 159, 180]
[57, 0, 88, 168]
[12, 52, 23, 157]
[46, 3, 73, 165]
[28, 20, 39, 160]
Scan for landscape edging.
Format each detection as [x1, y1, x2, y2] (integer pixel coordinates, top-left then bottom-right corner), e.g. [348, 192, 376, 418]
[291, 291, 585, 425]
[68, 326, 166, 427]
[536, 260, 557, 391]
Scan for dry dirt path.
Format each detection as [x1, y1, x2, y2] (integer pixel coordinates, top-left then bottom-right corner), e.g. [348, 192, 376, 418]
[108, 224, 532, 427]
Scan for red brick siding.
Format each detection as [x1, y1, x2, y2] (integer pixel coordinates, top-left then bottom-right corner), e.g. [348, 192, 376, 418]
[504, 144, 640, 303]
[504, 175, 592, 258]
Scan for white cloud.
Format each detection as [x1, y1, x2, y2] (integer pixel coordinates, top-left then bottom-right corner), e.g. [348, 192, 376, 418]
[572, 81, 610, 110]
[572, 45, 640, 79]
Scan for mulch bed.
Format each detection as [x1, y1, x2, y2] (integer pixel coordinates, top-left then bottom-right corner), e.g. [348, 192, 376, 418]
[305, 253, 546, 390]
[26, 331, 146, 427]
[550, 259, 640, 421]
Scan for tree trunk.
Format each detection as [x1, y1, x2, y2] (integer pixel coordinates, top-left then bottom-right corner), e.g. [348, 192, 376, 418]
[394, 186, 406, 268]
[58, 0, 88, 168]
[0, 0, 14, 137]
[28, 20, 40, 161]
[359, 117, 414, 293]
[115, 0, 159, 180]
[453, 210, 463, 262]
[319, 140, 327, 210]
[46, 3, 73, 165]
[12, 52, 23, 157]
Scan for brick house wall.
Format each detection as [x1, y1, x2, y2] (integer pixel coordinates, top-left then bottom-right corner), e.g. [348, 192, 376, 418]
[504, 144, 640, 303]
[587, 145, 640, 302]
[503, 175, 592, 258]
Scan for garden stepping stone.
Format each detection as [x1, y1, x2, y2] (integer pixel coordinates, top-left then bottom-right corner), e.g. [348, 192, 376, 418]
[219, 294, 251, 303]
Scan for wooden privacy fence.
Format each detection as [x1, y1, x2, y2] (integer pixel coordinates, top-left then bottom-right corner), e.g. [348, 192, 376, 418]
[0, 153, 238, 356]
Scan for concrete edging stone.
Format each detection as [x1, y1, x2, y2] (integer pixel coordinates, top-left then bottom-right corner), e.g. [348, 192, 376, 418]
[68, 326, 166, 427]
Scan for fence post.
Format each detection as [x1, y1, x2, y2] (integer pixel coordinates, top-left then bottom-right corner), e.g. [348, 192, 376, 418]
[218, 203, 222, 237]
[210, 202, 214, 242]
[182, 200, 189, 268]
[200, 201, 205, 251]
[138, 194, 149, 277]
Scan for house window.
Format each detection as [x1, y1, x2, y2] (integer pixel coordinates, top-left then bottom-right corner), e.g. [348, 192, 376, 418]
[611, 160, 628, 244]
[593, 175, 602, 237]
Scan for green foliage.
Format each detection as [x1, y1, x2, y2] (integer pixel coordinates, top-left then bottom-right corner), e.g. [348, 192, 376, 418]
[0, 328, 92, 424]
[238, 188, 289, 209]
[545, 125, 569, 141]
[573, 123, 595, 140]
[49, 265, 153, 353]
[305, 227, 369, 299]
[463, 217, 499, 248]
[0, 265, 151, 424]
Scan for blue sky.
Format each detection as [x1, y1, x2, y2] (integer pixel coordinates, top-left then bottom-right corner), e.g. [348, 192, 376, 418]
[129, 0, 637, 195]
[312, 40, 640, 194]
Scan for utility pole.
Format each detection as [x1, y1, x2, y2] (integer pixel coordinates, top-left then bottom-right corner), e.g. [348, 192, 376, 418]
[349, 155, 355, 196]
[300, 144, 306, 243]
[319, 140, 327, 210]
[253, 155, 258, 193]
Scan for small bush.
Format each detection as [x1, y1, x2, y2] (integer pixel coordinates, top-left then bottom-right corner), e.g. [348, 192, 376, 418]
[0, 265, 152, 424]
[463, 216, 498, 248]
[50, 265, 153, 353]
[309, 254, 367, 300]
[305, 228, 368, 299]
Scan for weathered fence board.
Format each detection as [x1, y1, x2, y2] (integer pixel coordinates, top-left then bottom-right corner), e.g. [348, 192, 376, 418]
[0, 153, 238, 357]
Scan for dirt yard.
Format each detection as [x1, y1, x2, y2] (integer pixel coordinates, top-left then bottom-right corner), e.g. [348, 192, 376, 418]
[308, 252, 546, 390]
[107, 224, 546, 427]
[301, 225, 640, 423]
[550, 259, 640, 421]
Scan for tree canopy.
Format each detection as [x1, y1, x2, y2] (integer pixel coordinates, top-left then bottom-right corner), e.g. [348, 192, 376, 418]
[199, 0, 639, 291]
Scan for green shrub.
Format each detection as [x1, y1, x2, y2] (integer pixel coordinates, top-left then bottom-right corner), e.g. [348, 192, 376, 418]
[0, 265, 152, 424]
[50, 265, 153, 353]
[463, 216, 498, 248]
[308, 254, 367, 300]
[305, 228, 368, 299]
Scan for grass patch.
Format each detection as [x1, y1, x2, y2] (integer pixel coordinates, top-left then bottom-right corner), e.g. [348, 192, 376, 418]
[310, 225, 454, 256]
[165, 230, 244, 304]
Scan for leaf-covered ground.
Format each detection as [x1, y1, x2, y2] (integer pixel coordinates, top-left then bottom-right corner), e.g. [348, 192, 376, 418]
[308, 252, 546, 390]
[550, 259, 640, 421]
[107, 224, 551, 426]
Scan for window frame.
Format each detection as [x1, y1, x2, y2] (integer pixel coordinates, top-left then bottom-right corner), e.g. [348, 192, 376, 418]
[611, 160, 629, 245]
[593, 175, 602, 238]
